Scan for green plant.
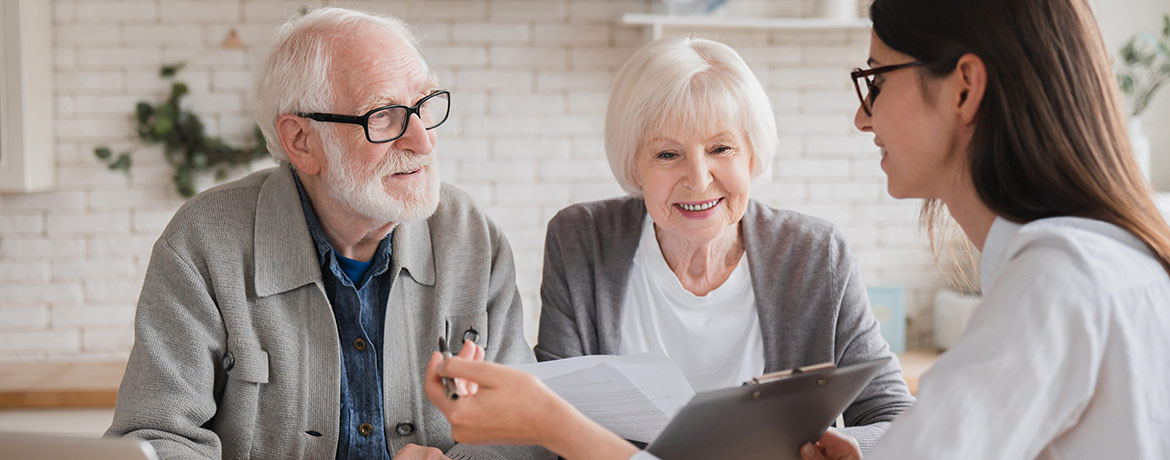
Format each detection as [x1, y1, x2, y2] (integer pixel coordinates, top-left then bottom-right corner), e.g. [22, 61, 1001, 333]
[1117, 14, 1170, 117]
[95, 63, 268, 198]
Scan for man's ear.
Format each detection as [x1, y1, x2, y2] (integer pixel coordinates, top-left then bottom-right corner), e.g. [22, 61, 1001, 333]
[276, 114, 322, 175]
[953, 53, 987, 126]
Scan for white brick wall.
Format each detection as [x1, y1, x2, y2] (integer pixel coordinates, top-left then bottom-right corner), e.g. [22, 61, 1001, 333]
[0, 0, 949, 362]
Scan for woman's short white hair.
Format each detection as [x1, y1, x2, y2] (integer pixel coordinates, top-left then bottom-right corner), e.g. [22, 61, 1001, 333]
[605, 36, 778, 195]
[253, 7, 424, 163]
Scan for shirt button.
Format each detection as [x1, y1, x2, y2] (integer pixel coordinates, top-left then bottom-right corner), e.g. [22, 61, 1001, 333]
[358, 423, 374, 436]
[353, 337, 367, 351]
[462, 328, 479, 344]
[396, 422, 415, 437]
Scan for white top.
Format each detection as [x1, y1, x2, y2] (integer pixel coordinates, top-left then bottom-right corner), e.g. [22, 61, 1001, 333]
[617, 216, 766, 392]
[866, 216, 1170, 460]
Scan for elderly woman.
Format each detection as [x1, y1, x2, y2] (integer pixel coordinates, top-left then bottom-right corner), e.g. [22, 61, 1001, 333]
[532, 36, 913, 449]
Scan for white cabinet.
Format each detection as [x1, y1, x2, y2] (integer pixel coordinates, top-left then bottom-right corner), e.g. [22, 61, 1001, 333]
[0, 0, 54, 192]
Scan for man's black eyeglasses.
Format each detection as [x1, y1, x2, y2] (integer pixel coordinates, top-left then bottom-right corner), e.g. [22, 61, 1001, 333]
[297, 90, 451, 143]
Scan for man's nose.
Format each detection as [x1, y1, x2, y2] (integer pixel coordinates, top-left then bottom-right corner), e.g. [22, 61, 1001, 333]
[393, 113, 434, 156]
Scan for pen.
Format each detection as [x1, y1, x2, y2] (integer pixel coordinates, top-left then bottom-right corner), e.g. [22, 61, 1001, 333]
[438, 337, 459, 400]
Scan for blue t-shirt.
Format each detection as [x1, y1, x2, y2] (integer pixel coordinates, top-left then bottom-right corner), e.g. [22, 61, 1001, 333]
[337, 254, 374, 284]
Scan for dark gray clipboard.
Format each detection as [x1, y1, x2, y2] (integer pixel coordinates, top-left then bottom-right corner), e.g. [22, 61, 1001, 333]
[645, 357, 890, 460]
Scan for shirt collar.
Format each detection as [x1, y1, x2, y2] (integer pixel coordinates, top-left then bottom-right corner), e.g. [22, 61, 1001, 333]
[979, 216, 1023, 293]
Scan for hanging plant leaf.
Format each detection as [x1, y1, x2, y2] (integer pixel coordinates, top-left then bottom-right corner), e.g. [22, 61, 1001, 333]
[171, 82, 189, 100]
[153, 117, 174, 137]
[174, 165, 196, 198]
[160, 62, 186, 78]
[191, 152, 209, 168]
[1119, 74, 1135, 94]
[1121, 40, 1140, 64]
[108, 153, 132, 173]
[135, 102, 153, 124]
[93, 61, 270, 199]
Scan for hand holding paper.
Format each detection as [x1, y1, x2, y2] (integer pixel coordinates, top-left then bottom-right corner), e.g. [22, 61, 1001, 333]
[511, 352, 695, 443]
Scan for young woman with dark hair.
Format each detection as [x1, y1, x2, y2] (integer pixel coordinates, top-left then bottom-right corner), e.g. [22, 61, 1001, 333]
[421, 1, 1170, 459]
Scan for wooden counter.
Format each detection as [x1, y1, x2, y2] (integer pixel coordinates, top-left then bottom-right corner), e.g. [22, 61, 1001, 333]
[898, 349, 941, 396]
[0, 361, 126, 409]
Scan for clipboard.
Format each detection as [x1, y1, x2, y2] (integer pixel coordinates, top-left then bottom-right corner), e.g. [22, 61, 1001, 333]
[645, 357, 890, 460]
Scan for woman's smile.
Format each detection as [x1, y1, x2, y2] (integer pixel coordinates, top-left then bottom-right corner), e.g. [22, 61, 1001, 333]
[674, 197, 724, 217]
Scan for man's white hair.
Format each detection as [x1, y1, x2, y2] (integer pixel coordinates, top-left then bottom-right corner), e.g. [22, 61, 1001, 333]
[253, 7, 425, 163]
[604, 36, 778, 195]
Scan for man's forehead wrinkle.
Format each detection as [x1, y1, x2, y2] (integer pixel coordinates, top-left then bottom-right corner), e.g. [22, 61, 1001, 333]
[341, 57, 433, 114]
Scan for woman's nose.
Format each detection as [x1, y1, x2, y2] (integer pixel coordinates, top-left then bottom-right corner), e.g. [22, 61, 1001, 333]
[854, 104, 873, 133]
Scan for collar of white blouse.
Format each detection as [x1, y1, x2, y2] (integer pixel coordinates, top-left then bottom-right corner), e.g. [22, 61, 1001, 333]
[979, 216, 1022, 294]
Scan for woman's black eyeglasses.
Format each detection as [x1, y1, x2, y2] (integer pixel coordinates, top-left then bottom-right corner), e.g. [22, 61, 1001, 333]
[851, 62, 923, 116]
[297, 90, 451, 143]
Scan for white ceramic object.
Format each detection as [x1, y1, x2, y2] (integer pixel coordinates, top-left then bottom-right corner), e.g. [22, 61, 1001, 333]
[932, 288, 982, 350]
[1129, 117, 1152, 185]
[815, 0, 858, 21]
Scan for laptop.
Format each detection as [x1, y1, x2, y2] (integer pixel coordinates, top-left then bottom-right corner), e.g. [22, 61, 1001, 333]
[0, 432, 158, 460]
[645, 357, 890, 460]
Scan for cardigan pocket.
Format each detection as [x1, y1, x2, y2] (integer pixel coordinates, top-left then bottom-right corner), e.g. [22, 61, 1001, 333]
[444, 311, 488, 354]
[228, 345, 270, 384]
[218, 341, 269, 459]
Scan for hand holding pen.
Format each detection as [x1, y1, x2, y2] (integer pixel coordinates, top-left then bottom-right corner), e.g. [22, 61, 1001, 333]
[436, 337, 486, 399]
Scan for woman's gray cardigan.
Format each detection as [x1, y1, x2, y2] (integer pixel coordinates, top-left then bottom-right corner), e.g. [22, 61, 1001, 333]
[534, 196, 915, 451]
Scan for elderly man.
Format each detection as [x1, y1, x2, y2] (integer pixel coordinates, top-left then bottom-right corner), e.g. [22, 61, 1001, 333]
[107, 7, 540, 460]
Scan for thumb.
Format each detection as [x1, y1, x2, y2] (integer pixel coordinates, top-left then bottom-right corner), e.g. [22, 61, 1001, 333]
[801, 442, 827, 460]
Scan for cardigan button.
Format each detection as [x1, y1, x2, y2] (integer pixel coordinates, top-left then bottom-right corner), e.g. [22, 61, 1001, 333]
[462, 328, 479, 344]
[221, 351, 235, 371]
[396, 422, 415, 437]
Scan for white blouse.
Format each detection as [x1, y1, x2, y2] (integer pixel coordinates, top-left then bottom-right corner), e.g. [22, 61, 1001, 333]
[867, 216, 1170, 459]
[617, 215, 766, 392]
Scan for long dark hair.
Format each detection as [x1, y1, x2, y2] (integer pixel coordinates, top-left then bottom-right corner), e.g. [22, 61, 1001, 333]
[871, 0, 1170, 275]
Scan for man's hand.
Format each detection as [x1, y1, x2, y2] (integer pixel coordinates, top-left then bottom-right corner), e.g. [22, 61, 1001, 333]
[800, 428, 861, 460]
[393, 443, 449, 460]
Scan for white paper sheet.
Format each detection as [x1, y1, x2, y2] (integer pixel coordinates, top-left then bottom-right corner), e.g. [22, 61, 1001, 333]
[511, 352, 696, 442]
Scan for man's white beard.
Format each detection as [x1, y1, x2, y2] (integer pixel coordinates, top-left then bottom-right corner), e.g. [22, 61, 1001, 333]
[319, 126, 441, 225]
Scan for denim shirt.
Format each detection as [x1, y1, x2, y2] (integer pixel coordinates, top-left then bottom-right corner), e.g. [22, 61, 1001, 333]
[294, 172, 394, 460]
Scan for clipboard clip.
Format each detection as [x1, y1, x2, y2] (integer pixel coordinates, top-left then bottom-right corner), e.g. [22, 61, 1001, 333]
[743, 361, 836, 385]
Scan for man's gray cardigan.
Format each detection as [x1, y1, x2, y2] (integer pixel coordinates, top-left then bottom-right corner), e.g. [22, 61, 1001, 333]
[106, 166, 544, 460]
[535, 196, 915, 451]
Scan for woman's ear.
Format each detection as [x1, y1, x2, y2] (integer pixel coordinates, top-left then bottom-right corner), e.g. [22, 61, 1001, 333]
[276, 114, 322, 175]
[953, 53, 987, 125]
[630, 154, 642, 189]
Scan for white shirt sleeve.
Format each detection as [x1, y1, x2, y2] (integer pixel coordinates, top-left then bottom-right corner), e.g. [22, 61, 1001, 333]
[866, 245, 1107, 460]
